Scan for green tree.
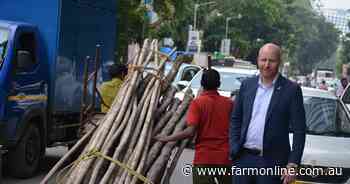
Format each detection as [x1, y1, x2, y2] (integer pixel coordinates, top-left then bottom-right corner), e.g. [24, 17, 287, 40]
[116, 0, 145, 62]
[338, 28, 350, 75]
[287, 6, 340, 74]
[116, 0, 339, 75]
[204, 0, 295, 61]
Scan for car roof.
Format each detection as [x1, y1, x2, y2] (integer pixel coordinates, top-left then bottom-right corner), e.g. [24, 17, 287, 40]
[211, 66, 258, 75]
[146, 62, 201, 76]
[301, 87, 337, 100]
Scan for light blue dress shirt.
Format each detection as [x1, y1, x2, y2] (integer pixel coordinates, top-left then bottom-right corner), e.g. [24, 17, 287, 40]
[243, 75, 279, 151]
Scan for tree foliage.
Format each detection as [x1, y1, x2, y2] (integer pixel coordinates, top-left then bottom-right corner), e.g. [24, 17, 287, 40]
[338, 29, 350, 75]
[286, 5, 340, 74]
[116, 0, 340, 75]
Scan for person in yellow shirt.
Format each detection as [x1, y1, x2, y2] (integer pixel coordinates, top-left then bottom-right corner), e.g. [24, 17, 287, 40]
[100, 63, 128, 113]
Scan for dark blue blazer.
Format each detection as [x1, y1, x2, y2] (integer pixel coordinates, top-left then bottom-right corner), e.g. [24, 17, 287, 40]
[230, 75, 306, 166]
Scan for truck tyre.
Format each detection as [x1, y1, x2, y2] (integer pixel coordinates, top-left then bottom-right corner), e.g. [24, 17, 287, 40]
[8, 123, 42, 178]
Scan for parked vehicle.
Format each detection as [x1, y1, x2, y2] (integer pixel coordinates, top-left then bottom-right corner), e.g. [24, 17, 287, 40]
[146, 62, 201, 90]
[0, 0, 116, 177]
[175, 66, 258, 100]
[294, 87, 350, 184]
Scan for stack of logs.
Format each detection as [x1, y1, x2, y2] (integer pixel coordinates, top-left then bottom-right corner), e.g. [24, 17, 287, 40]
[42, 39, 193, 184]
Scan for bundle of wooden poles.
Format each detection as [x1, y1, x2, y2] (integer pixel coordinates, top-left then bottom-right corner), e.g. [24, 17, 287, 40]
[41, 39, 193, 184]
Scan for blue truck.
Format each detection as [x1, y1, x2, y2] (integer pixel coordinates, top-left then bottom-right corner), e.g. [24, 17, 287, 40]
[0, 0, 116, 178]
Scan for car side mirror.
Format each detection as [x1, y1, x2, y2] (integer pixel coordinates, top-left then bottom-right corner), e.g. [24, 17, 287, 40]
[16, 50, 33, 70]
[176, 80, 190, 91]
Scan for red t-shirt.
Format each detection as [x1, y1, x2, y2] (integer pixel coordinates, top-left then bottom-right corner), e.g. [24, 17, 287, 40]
[187, 90, 233, 165]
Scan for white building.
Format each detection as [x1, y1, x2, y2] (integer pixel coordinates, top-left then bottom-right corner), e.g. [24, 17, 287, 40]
[311, 0, 350, 34]
[322, 9, 350, 34]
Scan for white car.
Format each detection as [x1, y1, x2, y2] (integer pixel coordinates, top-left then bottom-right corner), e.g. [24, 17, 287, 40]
[147, 62, 201, 88]
[293, 87, 350, 184]
[175, 66, 258, 100]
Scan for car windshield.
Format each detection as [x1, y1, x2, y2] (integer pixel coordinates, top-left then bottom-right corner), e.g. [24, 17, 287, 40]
[0, 28, 9, 66]
[190, 70, 253, 92]
[303, 96, 350, 137]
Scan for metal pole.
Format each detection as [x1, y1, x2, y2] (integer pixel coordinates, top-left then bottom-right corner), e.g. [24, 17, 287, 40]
[193, 2, 216, 31]
[226, 17, 233, 39]
[226, 18, 229, 39]
[194, 4, 198, 30]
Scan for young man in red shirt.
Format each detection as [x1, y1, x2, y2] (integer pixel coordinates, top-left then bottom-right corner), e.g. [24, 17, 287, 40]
[155, 69, 233, 184]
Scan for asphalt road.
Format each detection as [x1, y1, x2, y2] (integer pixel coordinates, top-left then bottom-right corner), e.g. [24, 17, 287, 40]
[170, 148, 194, 184]
[2, 146, 68, 184]
[1, 147, 195, 184]
[5, 146, 345, 184]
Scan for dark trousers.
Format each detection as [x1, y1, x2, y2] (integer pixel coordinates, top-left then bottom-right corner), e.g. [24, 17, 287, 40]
[233, 152, 283, 184]
[192, 164, 232, 184]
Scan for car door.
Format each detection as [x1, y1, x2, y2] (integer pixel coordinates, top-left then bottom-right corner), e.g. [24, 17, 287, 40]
[340, 83, 350, 112]
[180, 65, 201, 82]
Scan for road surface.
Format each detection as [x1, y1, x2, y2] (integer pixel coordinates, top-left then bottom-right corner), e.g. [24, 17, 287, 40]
[2, 147, 195, 184]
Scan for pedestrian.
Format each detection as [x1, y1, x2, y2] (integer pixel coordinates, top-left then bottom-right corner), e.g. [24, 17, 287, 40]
[319, 80, 328, 90]
[155, 69, 233, 184]
[99, 63, 128, 113]
[230, 43, 306, 184]
[336, 77, 348, 97]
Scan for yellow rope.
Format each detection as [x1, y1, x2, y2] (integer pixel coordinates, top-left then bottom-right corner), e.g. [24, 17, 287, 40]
[56, 149, 154, 184]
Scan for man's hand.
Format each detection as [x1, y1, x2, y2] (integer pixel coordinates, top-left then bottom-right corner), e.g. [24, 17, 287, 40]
[153, 126, 196, 142]
[281, 163, 298, 184]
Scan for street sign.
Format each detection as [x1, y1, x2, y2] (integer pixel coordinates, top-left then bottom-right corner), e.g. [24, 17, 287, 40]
[186, 30, 201, 53]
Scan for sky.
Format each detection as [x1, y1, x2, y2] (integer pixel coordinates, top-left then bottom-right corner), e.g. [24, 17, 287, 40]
[320, 0, 350, 10]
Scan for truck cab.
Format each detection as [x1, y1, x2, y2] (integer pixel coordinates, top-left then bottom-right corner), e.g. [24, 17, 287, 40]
[0, 0, 116, 178]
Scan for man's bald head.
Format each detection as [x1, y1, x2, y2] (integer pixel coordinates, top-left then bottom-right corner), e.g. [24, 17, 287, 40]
[257, 43, 282, 84]
[258, 43, 282, 63]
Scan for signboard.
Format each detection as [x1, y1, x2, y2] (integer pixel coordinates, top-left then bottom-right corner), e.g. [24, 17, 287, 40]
[186, 30, 201, 53]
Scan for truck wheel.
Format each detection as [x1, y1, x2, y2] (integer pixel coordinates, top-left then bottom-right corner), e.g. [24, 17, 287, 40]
[8, 123, 42, 178]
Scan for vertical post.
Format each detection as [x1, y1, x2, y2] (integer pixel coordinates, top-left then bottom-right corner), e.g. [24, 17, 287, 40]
[79, 56, 90, 136]
[225, 18, 229, 39]
[91, 45, 101, 110]
[193, 4, 198, 31]
[208, 54, 212, 70]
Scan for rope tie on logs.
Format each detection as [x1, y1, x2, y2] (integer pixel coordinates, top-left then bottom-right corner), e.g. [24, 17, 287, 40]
[127, 46, 176, 84]
[56, 149, 154, 184]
